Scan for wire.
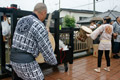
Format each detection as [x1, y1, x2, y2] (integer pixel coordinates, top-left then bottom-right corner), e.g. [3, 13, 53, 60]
[69, 0, 105, 9]
[47, 0, 57, 13]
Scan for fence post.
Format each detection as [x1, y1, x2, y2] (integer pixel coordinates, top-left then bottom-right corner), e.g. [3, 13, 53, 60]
[54, 11, 60, 61]
[69, 28, 74, 64]
[11, 10, 17, 44]
[87, 38, 91, 54]
[0, 16, 6, 73]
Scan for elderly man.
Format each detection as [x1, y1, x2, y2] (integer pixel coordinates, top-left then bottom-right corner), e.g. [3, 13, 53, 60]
[10, 3, 57, 80]
[112, 16, 120, 59]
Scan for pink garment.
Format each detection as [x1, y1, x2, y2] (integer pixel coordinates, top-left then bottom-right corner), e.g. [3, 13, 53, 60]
[90, 24, 113, 50]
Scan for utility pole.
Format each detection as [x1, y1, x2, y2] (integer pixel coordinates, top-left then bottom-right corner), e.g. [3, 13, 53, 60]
[93, 0, 95, 17]
[43, 0, 44, 3]
[59, 0, 60, 11]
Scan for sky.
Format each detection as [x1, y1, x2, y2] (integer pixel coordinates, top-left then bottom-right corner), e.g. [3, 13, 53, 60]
[0, 0, 120, 13]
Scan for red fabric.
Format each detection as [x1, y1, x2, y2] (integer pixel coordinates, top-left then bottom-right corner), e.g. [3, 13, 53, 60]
[7, 7, 17, 9]
[60, 49, 66, 63]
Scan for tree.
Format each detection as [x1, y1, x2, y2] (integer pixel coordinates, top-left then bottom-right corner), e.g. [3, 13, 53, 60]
[63, 15, 75, 28]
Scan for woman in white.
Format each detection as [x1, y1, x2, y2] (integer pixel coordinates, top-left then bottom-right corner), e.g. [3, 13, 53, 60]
[87, 16, 113, 72]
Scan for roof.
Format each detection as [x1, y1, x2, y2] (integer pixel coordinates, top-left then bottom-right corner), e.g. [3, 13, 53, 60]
[60, 8, 101, 14]
[77, 10, 120, 24]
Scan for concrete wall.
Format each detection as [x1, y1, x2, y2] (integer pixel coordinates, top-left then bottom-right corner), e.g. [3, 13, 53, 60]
[60, 11, 93, 23]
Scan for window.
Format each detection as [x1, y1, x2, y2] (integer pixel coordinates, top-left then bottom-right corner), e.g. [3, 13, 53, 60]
[79, 17, 88, 20]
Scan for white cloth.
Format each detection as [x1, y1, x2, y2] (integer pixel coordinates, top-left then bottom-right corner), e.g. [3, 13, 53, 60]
[1, 20, 11, 36]
[90, 24, 96, 29]
[59, 40, 69, 51]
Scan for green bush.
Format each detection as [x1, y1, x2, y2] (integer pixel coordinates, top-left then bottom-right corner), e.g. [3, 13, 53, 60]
[63, 15, 75, 28]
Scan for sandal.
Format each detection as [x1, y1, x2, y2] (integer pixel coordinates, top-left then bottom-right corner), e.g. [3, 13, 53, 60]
[94, 69, 100, 73]
[104, 68, 110, 71]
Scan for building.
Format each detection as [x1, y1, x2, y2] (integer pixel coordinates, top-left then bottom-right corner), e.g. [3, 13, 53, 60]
[60, 8, 101, 25]
[77, 10, 120, 26]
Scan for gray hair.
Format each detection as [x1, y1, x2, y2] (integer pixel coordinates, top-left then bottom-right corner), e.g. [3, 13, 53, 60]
[34, 3, 47, 13]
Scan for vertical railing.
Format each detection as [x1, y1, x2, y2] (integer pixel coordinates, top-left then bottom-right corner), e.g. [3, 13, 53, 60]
[59, 28, 93, 53]
[0, 16, 6, 74]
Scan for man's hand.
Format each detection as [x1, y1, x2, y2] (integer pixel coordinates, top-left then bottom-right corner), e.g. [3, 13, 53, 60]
[113, 33, 118, 39]
[113, 33, 118, 36]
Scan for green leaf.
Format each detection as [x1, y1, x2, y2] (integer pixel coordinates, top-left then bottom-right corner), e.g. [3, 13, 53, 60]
[63, 15, 75, 28]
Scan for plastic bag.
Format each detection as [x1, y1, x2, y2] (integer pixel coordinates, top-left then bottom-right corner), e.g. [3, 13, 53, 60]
[1, 20, 11, 36]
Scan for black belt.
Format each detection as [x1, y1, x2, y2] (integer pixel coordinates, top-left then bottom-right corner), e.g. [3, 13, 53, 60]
[10, 47, 35, 63]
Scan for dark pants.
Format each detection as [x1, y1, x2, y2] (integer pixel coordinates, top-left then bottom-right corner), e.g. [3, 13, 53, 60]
[112, 42, 120, 54]
[98, 50, 110, 67]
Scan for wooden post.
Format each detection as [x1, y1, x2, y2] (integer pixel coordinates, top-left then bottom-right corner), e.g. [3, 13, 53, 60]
[11, 10, 17, 44]
[93, 0, 95, 17]
[0, 16, 6, 73]
[69, 28, 74, 64]
[87, 38, 91, 54]
[54, 11, 60, 62]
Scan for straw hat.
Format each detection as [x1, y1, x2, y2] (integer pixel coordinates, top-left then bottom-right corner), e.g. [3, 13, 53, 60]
[91, 17, 103, 21]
